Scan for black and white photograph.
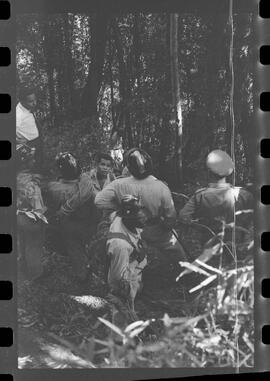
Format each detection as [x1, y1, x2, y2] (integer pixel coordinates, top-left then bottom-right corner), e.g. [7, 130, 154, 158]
[16, 1, 255, 370]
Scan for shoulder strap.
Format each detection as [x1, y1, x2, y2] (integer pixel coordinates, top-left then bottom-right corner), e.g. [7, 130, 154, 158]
[107, 232, 137, 249]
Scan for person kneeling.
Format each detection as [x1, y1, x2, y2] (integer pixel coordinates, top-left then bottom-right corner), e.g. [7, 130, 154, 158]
[106, 195, 147, 327]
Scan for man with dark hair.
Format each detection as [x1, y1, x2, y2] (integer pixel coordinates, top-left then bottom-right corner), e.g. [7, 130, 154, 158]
[91, 152, 115, 192]
[95, 148, 187, 273]
[56, 152, 115, 220]
[45, 152, 96, 283]
[16, 85, 43, 169]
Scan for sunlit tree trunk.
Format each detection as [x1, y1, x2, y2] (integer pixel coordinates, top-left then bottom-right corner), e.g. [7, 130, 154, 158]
[170, 13, 183, 188]
[112, 18, 133, 148]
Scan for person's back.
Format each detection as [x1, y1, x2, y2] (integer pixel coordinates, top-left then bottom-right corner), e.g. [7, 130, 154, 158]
[46, 176, 97, 224]
[95, 174, 176, 243]
[45, 152, 94, 283]
[181, 183, 253, 226]
[95, 148, 187, 265]
[179, 150, 253, 228]
[179, 150, 253, 263]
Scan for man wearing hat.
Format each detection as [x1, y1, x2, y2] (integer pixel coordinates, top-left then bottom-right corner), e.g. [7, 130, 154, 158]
[179, 150, 253, 244]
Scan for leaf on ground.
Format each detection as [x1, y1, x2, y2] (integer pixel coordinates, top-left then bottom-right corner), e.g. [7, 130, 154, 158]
[98, 317, 124, 338]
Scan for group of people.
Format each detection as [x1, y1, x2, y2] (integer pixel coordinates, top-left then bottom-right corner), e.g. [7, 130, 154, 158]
[16, 86, 254, 322]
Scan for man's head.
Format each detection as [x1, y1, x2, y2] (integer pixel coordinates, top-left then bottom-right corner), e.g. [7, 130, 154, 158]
[125, 148, 153, 179]
[119, 195, 147, 229]
[206, 150, 234, 180]
[96, 152, 114, 179]
[18, 86, 37, 112]
[55, 152, 81, 180]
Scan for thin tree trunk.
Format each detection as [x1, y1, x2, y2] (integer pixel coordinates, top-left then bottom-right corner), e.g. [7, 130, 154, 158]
[169, 13, 183, 188]
[43, 18, 56, 125]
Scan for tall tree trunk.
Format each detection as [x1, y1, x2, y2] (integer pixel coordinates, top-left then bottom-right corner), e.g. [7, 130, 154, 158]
[63, 13, 75, 119]
[81, 12, 109, 119]
[112, 18, 133, 148]
[43, 18, 56, 125]
[109, 31, 117, 137]
[169, 13, 183, 188]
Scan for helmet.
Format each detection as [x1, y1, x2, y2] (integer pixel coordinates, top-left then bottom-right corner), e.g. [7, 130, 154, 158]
[55, 152, 81, 180]
[206, 150, 234, 177]
[126, 148, 153, 179]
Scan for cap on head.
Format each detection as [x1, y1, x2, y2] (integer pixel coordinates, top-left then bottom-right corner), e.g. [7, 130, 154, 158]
[119, 194, 142, 218]
[126, 148, 153, 179]
[206, 150, 234, 177]
[55, 152, 81, 180]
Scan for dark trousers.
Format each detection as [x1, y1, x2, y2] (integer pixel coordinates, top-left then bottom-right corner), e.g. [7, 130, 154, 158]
[54, 218, 91, 281]
[17, 214, 45, 281]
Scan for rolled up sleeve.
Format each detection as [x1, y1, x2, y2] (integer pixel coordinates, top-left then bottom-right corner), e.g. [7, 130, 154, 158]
[160, 186, 177, 229]
[179, 196, 196, 222]
[94, 181, 119, 211]
[61, 173, 94, 215]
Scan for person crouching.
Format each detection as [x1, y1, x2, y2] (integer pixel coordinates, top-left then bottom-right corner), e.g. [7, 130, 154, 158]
[106, 195, 147, 324]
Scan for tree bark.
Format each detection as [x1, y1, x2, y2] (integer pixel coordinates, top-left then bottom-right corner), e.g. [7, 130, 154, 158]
[63, 14, 75, 118]
[81, 12, 109, 119]
[112, 18, 133, 148]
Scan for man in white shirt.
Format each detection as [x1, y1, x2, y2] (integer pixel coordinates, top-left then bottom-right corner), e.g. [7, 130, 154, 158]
[16, 86, 43, 169]
[16, 87, 39, 144]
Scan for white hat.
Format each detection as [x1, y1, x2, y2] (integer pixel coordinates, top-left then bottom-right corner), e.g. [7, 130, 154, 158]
[206, 150, 234, 177]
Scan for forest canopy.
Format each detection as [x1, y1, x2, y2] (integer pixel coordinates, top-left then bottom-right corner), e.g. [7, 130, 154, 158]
[16, 11, 254, 187]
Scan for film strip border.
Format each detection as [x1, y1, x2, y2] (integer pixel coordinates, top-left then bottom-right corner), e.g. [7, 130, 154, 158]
[0, 0, 269, 378]
[257, 0, 270, 371]
[0, 0, 14, 380]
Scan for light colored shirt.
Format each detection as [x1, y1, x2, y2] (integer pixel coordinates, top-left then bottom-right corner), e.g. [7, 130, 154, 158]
[179, 182, 253, 223]
[16, 102, 39, 143]
[107, 215, 146, 293]
[95, 175, 177, 243]
[58, 168, 115, 216]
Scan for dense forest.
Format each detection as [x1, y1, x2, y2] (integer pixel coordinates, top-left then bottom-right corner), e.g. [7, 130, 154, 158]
[17, 9, 254, 370]
[16, 11, 254, 188]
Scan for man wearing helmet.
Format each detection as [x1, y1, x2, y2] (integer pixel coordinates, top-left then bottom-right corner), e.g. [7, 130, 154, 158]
[45, 152, 97, 283]
[179, 150, 253, 258]
[95, 148, 187, 274]
[179, 150, 253, 224]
